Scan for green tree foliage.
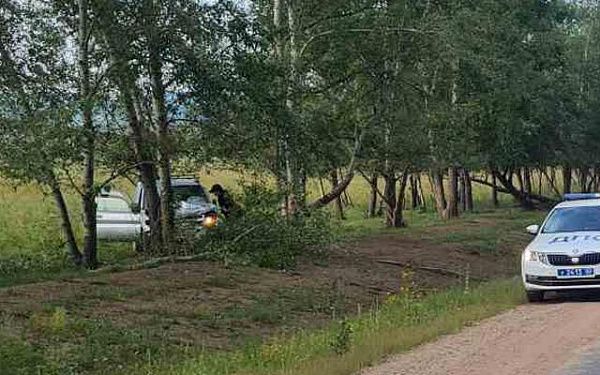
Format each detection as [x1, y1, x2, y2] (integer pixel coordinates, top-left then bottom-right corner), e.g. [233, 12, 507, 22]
[6, 0, 600, 264]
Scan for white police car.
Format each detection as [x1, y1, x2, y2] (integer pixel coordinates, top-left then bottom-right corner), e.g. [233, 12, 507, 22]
[522, 193, 600, 302]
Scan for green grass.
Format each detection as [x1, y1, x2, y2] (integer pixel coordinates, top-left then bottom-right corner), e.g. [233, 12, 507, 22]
[0, 191, 539, 375]
[0, 280, 524, 375]
[0, 182, 136, 280]
[0, 314, 175, 375]
[0, 170, 547, 288]
[142, 279, 524, 375]
[0, 172, 545, 374]
[338, 205, 545, 246]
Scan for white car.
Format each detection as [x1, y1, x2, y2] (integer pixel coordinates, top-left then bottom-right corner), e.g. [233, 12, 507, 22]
[96, 191, 143, 241]
[522, 193, 600, 302]
[96, 177, 218, 251]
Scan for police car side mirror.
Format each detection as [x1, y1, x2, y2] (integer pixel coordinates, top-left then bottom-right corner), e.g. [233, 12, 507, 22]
[131, 202, 141, 214]
[526, 224, 539, 235]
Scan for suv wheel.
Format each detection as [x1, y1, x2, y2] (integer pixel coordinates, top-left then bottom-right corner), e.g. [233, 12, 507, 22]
[526, 290, 544, 303]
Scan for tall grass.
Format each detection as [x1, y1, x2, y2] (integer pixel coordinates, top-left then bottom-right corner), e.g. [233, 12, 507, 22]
[0, 168, 543, 279]
[0, 183, 71, 258]
[0, 182, 132, 280]
[142, 279, 524, 375]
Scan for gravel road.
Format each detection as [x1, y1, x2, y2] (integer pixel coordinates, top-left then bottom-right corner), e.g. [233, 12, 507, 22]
[362, 294, 600, 375]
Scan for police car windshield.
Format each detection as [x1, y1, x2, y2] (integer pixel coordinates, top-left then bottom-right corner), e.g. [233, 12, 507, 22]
[542, 206, 600, 233]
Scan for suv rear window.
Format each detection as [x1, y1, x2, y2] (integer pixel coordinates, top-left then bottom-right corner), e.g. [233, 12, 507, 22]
[173, 185, 208, 203]
[97, 197, 131, 212]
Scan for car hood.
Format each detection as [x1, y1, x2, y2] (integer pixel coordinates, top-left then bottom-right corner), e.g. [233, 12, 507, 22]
[529, 231, 600, 254]
[175, 198, 216, 218]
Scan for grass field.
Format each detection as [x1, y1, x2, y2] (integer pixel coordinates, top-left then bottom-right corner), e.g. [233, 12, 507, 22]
[0, 167, 543, 287]
[0, 168, 521, 272]
[0, 204, 544, 375]
[0, 170, 548, 374]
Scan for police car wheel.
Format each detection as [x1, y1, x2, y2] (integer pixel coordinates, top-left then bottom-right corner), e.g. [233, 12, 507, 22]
[526, 290, 544, 303]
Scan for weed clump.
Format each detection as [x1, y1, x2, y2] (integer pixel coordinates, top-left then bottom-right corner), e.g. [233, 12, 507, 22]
[331, 319, 353, 355]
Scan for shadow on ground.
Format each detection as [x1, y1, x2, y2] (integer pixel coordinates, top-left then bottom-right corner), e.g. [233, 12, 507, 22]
[545, 290, 600, 303]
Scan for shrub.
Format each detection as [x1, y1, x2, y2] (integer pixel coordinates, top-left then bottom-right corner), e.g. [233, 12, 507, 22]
[195, 184, 332, 269]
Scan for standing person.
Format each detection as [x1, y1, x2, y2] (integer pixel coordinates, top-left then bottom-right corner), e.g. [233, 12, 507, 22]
[209, 184, 239, 218]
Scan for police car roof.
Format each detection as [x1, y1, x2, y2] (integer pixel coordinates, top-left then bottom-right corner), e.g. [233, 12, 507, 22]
[556, 199, 600, 208]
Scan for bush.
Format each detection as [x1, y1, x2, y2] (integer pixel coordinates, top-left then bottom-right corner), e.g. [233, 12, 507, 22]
[195, 184, 332, 269]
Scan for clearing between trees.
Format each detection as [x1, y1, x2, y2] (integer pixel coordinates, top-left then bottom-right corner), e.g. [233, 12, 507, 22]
[0, 209, 541, 375]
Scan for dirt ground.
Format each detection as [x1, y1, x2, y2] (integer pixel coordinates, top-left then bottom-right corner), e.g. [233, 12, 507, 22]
[362, 294, 600, 375]
[0, 216, 529, 351]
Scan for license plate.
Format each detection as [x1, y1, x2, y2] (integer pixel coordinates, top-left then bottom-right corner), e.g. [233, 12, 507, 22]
[557, 268, 594, 278]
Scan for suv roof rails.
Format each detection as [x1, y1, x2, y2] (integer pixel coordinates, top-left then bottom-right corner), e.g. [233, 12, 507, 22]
[172, 175, 198, 180]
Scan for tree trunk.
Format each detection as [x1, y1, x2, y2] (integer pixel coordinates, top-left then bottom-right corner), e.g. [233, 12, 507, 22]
[122, 89, 162, 249]
[367, 173, 378, 218]
[297, 169, 308, 207]
[473, 173, 557, 207]
[318, 177, 326, 196]
[383, 174, 397, 227]
[491, 173, 499, 207]
[543, 168, 561, 197]
[391, 172, 409, 228]
[330, 169, 345, 220]
[145, 0, 174, 246]
[309, 169, 356, 210]
[580, 168, 589, 193]
[446, 166, 459, 218]
[459, 169, 466, 212]
[124, 96, 162, 250]
[276, 0, 297, 215]
[78, 0, 97, 269]
[94, 2, 163, 250]
[416, 174, 426, 210]
[410, 174, 419, 210]
[563, 166, 572, 194]
[516, 169, 524, 195]
[342, 186, 352, 207]
[81, 189, 96, 268]
[49, 173, 82, 266]
[464, 169, 473, 212]
[308, 127, 364, 210]
[523, 167, 532, 194]
[550, 167, 557, 189]
[430, 169, 447, 218]
[512, 169, 532, 207]
[491, 169, 536, 208]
